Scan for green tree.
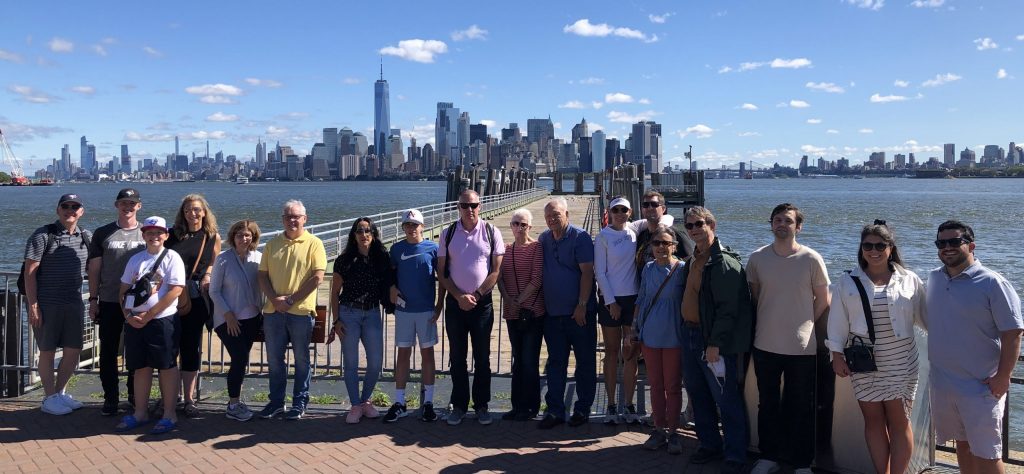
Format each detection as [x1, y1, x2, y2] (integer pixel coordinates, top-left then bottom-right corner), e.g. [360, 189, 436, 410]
[0, 171, 11, 183]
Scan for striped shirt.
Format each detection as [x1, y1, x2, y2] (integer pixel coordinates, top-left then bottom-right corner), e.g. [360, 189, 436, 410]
[24, 221, 91, 305]
[850, 283, 919, 403]
[499, 241, 545, 317]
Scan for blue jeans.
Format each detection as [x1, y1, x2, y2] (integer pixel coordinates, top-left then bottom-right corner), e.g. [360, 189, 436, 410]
[264, 311, 314, 408]
[681, 325, 749, 463]
[339, 304, 384, 404]
[543, 312, 597, 419]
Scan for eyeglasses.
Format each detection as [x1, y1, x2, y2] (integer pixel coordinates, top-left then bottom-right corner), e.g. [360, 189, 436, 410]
[458, 202, 480, 210]
[60, 203, 82, 210]
[651, 240, 676, 247]
[684, 221, 707, 230]
[282, 214, 305, 220]
[510, 222, 528, 228]
[640, 201, 661, 209]
[186, 207, 204, 214]
[609, 206, 629, 214]
[860, 242, 889, 252]
[934, 237, 970, 249]
[354, 228, 373, 235]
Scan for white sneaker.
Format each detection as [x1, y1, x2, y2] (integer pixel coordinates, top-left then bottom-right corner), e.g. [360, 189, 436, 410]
[793, 469, 814, 474]
[58, 393, 84, 410]
[41, 394, 72, 415]
[750, 460, 781, 474]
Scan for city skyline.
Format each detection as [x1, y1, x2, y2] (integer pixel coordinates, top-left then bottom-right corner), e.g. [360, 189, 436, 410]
[1, 1, 1022, 171]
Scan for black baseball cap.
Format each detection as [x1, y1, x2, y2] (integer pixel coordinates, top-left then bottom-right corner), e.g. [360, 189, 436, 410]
[116, 188, 141, 203]
[57, 194, 82, 206]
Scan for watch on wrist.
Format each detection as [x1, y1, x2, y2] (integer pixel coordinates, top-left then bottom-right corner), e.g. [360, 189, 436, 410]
[285, 296, 295, 306]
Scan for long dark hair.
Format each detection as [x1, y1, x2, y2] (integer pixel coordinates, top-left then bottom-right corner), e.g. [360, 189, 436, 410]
[337, 217, 389, 274]
[858, 219, 903, 271]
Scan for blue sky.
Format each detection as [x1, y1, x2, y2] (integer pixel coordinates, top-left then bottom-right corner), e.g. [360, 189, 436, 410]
[1, 0, 1021, 171]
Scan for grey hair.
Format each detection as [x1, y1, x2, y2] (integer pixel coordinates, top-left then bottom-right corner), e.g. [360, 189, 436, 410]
[510, 208, 533, 225]
[283, 199, 306, 216]
[544, 196, 568, 212]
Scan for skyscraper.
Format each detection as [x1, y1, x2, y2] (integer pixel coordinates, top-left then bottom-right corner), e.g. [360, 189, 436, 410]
[256, 138, 266, 170]
[943, 143, 955, 167]
[526, 118, 554, 160]
[121, 145, 131, 173]
[591, 130, 606, 172]
[571, 118, 588, 144]
[323, 128, 338, 162]
[435, 102, 460, 166]
[374, 66, 391, 162]
[79, 136, 94, 172]
[457, 112, 470, 150]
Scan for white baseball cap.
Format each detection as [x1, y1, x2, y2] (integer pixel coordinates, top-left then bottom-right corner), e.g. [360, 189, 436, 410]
[402, 209, 424, 225]
[140, 216, 169, 233]
[608, 197, 631, 210]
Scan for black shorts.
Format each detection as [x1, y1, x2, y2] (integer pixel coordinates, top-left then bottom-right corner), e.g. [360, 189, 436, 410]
[124, 314, 180, 371]
[34, 301, 85, 351]
[598, 294, 638, 327]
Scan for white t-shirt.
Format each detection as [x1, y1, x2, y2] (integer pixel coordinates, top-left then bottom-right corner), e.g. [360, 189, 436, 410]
[595, 226, 639, 299]
[120, 248, 186, 319]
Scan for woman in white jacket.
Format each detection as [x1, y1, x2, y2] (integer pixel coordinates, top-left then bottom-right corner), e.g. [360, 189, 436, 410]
[827, 220, 926, 474]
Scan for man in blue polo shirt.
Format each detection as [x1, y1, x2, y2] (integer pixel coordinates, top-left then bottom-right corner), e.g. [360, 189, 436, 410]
[538, 196, 598, 429]
[927, 220, 1022, 474]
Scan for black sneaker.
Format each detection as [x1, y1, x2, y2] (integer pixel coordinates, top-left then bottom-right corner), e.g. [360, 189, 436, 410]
[420, 402, 437, 422]
[603, 403, 618, 425]
[284, 405, 306, 420]
[689, 447, 724, 465]
[537, 413, 564, 429]
[568, 411, 589, 427]
[258, 404, 285, 419]
[383, 403, 407, 423]
[101, 401, 119, 416]
[721, 460, 746, 474]
[515, 409, 538, 421]
[501, 409, 519, 421]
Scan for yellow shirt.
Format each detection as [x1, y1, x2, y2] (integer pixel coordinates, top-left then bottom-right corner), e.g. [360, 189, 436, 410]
[259, 231, 327, 316]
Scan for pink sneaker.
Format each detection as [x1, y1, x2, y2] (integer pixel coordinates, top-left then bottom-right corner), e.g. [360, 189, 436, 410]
[346, 404, 363, 424]
[362, 402, 380, 419]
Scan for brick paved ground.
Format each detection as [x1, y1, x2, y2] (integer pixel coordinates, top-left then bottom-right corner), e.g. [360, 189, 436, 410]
[0, 397, 725, 474]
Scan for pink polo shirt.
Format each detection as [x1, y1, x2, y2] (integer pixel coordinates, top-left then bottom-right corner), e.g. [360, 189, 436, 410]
[438, 220, 505, 294]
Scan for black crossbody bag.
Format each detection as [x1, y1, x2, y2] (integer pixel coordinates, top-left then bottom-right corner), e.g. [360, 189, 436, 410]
[843, 272, 877, 373]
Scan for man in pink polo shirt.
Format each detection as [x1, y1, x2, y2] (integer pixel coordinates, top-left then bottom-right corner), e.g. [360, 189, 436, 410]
[438, 190, 505, 426]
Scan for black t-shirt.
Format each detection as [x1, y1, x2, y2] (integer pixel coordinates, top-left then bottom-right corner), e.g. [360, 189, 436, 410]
[166, 230, 215, 281]
[332, 254, 384, 306]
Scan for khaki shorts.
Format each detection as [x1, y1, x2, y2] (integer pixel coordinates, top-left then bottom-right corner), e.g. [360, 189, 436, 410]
[34, 301, 85, 351]
[931, 387, 1006, 460]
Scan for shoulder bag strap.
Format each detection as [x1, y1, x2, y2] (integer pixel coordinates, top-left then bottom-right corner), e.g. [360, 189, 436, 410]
[188, 234, 208, 280]
[847, 272, 876, 344]
[141, 248, 169, 281]
[637, 261, 681, 333]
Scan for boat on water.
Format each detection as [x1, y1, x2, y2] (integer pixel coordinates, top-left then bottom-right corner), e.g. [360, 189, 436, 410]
[236, 176, 249, 185]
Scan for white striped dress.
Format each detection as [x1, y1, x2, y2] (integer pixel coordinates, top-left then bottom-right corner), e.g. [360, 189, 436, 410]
[850, 283, 919, 407]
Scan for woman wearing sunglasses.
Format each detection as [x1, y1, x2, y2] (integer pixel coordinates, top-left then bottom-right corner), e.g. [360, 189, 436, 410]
[625, 225, 686, 454]
[594, 197, 641, 424]
[826, 220, 926, 474]
[329, 217, 394, 423]
[496, 208, 545, 421]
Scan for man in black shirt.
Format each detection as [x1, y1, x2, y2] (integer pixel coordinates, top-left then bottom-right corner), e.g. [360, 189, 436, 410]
[635, 190, 694, 272]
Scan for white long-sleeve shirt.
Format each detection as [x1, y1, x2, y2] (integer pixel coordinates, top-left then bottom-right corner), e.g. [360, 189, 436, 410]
[595, 226, 639, 301]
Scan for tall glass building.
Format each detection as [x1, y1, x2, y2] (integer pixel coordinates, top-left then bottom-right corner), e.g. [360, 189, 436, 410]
[374, 70, 391, 162]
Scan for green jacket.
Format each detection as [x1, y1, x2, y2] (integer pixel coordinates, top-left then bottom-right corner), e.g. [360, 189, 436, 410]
[680, 238, 754, 355]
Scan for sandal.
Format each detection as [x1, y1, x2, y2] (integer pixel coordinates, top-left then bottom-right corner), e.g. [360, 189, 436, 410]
[182, 402, 201, 418]
[115, 414, 150, 432]
[150, 418, 177, 435]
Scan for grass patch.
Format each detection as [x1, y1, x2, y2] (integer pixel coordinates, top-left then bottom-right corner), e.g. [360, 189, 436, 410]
[404, 395, 420, 409]
[369, 387, 391, 407]
[89, 392, 104, 400]
[493, 391, 511, 401]
[64, 375, 80, 390]
[309, 393, 339, 405]
[250, 391, 270, 402]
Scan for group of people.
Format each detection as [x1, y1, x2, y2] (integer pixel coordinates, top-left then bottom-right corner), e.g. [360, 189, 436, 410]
[23, 187, 1022, 474]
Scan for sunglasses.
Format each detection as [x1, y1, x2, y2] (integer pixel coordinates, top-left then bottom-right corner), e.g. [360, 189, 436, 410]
[60, 203, 82, 210]
[684, 221, 706, 230]
[934, 237, 970, 249]
[640, 201, 661, 209]
[458, 202, 480, 210]
[510, 222, 528, 228]
[860, 242, 889, 252]
[355, 228, 373, 235]
[651, 240, 676, 247]
[609, 206, 629, 214]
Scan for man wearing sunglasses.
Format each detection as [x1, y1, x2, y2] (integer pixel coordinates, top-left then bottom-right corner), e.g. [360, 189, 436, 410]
[926, 220, 1022, 473]
[677, 206, 753, 473]
[634, 191, 694, 273]
[746, 203, 830, 474]
[25, 194, 92, 415]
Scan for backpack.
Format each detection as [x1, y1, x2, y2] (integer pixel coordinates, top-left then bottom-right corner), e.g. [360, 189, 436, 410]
[442, 220, 495, 279]
[17, 223, 91, 294]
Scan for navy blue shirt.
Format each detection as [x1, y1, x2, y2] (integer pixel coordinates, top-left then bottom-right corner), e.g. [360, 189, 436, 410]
[539, 224, 597, 316]
[389, 240, 439, 313]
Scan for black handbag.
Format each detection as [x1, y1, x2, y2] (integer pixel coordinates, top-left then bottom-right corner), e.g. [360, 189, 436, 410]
[843, 272, 877, 373]
[124, 249, 168, 309]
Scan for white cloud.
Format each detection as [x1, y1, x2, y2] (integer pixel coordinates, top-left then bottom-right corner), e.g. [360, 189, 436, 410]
[789, 99, 811, 108]
[558, 100, 586, 109]
[70, 85, 95, 95]
[679, 124, 715, 139]
[587, 122, 605, 131]
[638, 98, 651, 105]
[266, 126, 289, 137]
[0, 49, 23, 62]
[826, 129, 840, 134]
[921, 72, 962, 87]
[738, 131, 761, 137]
[563, 19, 658, 43]
[893, 79, 909, 88]
[739, 103, 758, 111]
[605, 92, 634, 103]
[186, 83, 244, 96]
[553, 122, 562, 129]
[801, 144, 826, 155]
[806, 118, 822, 124]
[206, 112, 239, 122]
[91, 45, 107, 56]
[199, 95, 234, 104]
[277, 112, 309, 120]
[479, 119, 497, 128]
[244, 78, 283, 88]
[771, 58, 813, 69]
[142, 46, 162, 57]
[910, 0, 944, 6]
[846, 0, 885, 11]
[805, 81, 845, 93]
[8, 85, 59, 103]
[451, 25, 488, 41]
[870, 93, 909, 103]
[717, 66, 733, 74]
[47, 37, 73, 53]
[859, 128, 874, 134]
[648, 12, 673, 24]
[739, 61, 765, 72]
[124, 132, 174, 142]
[1017, 34, 1024, 41]
[190, 130, 227, 140]
[974, 38, 998, 51]
[577, 77, 605, 85]
[607, 110, 657, 123]
[997, 68, 1008, 79]
[591, 101, 604, 109]
[342, 77, 360, 85]
[379, 39, 448, 63]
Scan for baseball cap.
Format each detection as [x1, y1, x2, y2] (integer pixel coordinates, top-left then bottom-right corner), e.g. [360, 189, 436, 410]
[140, 216, 168, 233]
[116, 188, 141, 203]
[608, 197, 631, 210]
[57, 194, 83, 206]
[402, 209, 424, 225]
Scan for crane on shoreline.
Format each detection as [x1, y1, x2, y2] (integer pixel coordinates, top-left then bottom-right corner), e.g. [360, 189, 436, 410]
[0, 128, 32, 186]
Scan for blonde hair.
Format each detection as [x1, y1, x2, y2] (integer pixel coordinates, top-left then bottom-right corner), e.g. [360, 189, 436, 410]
[173, 193, 219, 239]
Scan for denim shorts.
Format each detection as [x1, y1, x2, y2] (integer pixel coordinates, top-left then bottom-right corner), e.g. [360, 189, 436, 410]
[394, 310, 438, 348]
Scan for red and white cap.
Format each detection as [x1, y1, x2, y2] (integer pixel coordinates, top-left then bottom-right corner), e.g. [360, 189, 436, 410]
[140, 216, 169, 233]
